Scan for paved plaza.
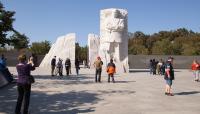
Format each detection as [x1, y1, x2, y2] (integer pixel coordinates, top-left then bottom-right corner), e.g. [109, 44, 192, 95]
[0, 67, 200, 114]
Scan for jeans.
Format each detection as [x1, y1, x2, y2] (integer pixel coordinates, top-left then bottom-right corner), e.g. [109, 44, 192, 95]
[166, 79, 173, 86]
[193, 70, 199, 80]
[150, 67, 153, 74]
[58, 67, 63, 76]
[95, 69, 102, 82]
[76, 67, 79, 75]
[15, 84, 31, 114]
[108, 73, 115, 83]
[65, 66, 70, 76]
[51, 65, 55, 76]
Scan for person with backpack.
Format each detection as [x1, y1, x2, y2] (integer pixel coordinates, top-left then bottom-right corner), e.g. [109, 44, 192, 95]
[164, 57, 175, 96]
[191, 60, 200, 82]
[107, 59, 116, 83]
[65, 58, 71, 76]
[94, 56, 103, 82]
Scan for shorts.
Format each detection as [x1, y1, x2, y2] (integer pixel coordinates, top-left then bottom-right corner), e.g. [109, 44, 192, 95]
[166, 79, 172, 86]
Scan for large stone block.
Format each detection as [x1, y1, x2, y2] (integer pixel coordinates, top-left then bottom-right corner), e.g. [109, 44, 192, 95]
[40, 33, 76, 67]
[88, 34, 100, 68]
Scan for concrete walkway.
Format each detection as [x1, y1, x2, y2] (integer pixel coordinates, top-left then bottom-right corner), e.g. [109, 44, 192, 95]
[0, 67, 200, 114]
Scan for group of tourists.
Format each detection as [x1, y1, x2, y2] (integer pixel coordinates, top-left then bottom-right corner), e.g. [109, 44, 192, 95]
[51, 56, 80, 76]
[149, 59, 165, 75]
[149, 57, 175, 96]
[149, 57, 200, 97]
[50, 56, 116, 83]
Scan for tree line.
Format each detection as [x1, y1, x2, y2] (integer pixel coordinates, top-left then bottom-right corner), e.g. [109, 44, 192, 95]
[128, 28, 200, 55]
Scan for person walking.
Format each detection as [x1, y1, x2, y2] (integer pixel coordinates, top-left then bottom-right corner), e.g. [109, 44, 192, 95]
[191, 60, 200, 82]
[15, 54, 35, 114]
[164, 57, 175, 96]
[75, 58, 80, 75]
[94, 56, 103, 82]
[107, 59, 116, 83]
[65, 58, 71, 76]
[51, 56, 56, 76]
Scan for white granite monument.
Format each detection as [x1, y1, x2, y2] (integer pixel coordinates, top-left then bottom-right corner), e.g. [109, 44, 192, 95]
[99, 8, 129, 73]
[88, 34, 100, 68]
[40, 33, 76, 67]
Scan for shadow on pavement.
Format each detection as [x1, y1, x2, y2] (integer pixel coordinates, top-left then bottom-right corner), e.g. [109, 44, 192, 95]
[0, 83, 101, 114]
[175, 91, 200, 95]
[33, 75, 94, 81]
[0, 83, 17, 114]
[30, 90, 101, 114]
[97, 90, 135, 95]
[114, 81, 136, 83]
[129, 69, 182, 73]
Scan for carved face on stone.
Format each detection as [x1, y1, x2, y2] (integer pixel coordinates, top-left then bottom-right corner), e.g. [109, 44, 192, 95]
[112, 9, 120, 18]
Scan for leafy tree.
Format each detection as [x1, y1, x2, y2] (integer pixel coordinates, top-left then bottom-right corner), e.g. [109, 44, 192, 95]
[128, 44, 148, 55]
[133, 31, 146, 39]
[0, 2, 15, 47]
[181, 36, 200, 55]
[151, 39, 171, 55]
[30, 40, 51, 55]
[75, 42, 88, 61]
[129, 28, 200, 55]
[10, 30, 29, 50]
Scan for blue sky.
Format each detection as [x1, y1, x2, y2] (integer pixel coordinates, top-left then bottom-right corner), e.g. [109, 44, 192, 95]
[2, 0, 200, 46]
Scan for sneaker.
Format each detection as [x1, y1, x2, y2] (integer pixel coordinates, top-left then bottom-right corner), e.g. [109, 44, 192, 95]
[165, 92, 168, 95]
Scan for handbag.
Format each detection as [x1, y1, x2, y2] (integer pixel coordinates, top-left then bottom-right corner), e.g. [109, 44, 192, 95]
[29, 75, 35, 84]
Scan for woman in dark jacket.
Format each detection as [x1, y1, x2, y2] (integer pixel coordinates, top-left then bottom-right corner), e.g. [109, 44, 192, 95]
[15, 54, 35, 114]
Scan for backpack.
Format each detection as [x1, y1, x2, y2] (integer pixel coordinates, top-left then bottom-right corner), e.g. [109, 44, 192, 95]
[164, 63, 174, 80]
[107, 66, 115, 74]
